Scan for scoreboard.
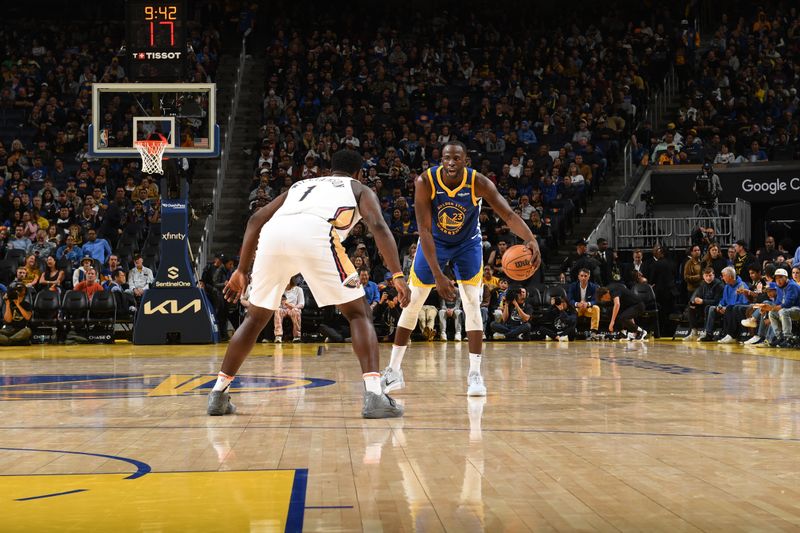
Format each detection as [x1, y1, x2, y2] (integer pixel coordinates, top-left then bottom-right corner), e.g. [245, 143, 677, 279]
[126, 0, 187, 81]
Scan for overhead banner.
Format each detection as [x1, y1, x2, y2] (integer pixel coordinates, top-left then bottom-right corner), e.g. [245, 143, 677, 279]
[650, 167, 800, 204]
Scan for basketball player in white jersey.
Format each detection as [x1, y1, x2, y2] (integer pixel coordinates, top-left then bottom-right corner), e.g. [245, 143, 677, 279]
[208, 150, 410, 419]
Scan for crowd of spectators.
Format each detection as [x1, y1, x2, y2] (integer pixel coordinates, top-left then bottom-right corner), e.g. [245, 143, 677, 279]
[645, 5, 800, 166]
[0, 5, 223, 342]
[242, 4, 694, 269]
[227, 4, 800, 344]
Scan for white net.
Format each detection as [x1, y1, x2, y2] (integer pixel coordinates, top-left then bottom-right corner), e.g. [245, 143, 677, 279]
[135, 139, 167, 174]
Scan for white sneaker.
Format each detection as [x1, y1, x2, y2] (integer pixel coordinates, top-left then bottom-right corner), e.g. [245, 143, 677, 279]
[492, 332, 505, 340]
[740, 318, 757, 328]
[380, 366, 405, 393]
[440, 333, 448, 342]
[557, 335, 569, 342]
[697, 331, 707, 341]
[682, 330, 697, 341]
[274, 335, 282, 343]
[467, 372, 487, 396]
[455, 332, 462, 341]
[718, 334, 736, 344]
[743, 336, 762, 345]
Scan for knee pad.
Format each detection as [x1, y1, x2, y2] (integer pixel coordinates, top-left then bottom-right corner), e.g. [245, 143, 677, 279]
[458, 283, 484, 332]
[398, 285, 432, 330]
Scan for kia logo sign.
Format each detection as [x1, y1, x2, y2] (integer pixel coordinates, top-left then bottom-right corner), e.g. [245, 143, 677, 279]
[143, 299, 201, 315]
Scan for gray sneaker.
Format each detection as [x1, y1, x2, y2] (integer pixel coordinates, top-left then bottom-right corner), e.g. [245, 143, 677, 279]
[207, 390, 236, 416]
[380, 366, 405, 393]
[362, 392, 404, 419]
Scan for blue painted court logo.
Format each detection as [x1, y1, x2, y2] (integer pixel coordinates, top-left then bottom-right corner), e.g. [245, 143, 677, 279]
[0, 374, 335, 401]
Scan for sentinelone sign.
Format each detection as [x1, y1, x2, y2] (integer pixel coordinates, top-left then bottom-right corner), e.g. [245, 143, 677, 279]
[650, 164, 800, 204]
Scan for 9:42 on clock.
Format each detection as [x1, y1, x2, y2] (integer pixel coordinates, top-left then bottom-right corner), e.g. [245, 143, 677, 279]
[126, 0, 187, 81]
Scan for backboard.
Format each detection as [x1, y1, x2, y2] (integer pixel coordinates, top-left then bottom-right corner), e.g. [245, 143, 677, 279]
[89, 83, 219, 158]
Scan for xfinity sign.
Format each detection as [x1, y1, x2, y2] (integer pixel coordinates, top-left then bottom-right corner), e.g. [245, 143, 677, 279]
[162, 232, 186, 241]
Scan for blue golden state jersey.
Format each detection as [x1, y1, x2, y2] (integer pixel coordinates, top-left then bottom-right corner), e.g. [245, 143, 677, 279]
[426, 165, 482, 245]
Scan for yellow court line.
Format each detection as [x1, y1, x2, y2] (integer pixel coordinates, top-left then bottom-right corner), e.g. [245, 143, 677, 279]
[0, 344, 322, 360]
[0, 375, 167, 389]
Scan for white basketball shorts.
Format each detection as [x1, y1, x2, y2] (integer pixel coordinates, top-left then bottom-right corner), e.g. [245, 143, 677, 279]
[248, 213, 364, 310]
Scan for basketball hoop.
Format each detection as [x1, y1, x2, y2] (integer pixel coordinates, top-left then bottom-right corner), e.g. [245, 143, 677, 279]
[135, 134, 168, 175]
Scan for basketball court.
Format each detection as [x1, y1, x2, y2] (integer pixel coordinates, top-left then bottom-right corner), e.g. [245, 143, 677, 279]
[2, 340, 798, 531]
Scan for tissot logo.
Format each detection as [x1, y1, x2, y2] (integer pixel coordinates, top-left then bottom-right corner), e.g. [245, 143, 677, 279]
[162, 232, 186, 241]
[132, 52, 183, 60]
[167, 266, 179, 279]
[143, 299, 201, 315]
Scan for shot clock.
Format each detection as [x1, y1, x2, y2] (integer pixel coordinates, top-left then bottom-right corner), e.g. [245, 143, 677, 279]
[126, 0, 187, 80]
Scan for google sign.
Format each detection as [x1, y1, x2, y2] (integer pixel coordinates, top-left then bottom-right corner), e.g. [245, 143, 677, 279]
[741, 177, 800, 195]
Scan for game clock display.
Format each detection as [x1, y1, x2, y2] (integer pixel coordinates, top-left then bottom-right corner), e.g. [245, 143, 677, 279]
[126, 0, 186, 81]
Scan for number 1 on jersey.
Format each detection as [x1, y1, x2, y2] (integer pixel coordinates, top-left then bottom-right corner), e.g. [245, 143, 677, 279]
[299, 185, 317, 201]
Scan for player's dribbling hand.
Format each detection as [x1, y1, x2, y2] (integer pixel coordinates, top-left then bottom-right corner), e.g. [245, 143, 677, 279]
[435, 275, 456, 302]
[395, 278, 411, 307]
[524, 239, 542, 273]
[223, 270, 247, 304]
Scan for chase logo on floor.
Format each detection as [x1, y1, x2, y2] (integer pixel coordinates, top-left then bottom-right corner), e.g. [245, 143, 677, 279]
[0, 374, 335, 400]
[599, 356, 723, 375]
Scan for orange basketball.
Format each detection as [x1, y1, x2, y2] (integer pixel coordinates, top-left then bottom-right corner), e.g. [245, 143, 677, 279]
[501, 244, 538, 281]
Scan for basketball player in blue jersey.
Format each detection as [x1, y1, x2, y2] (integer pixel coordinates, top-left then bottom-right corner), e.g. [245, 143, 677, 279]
[382, 141, 540, 396]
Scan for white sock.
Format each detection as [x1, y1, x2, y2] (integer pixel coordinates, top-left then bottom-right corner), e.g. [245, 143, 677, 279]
[212, 372, 233, 392]
[389, 345, 407, 371]
[469, 353, 482, 374]
[363, 372, 381, 394]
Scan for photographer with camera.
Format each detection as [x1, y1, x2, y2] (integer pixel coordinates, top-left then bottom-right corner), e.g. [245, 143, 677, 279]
[541, 294, 578, 342]
[490, 286, 532, 340]
[693, 162, 723, 221]
[0, 282, 33, 345]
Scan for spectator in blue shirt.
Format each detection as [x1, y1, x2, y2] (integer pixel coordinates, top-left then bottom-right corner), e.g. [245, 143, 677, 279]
[744, 141, 768, 162]
[359, 269, 380, 310]
[81, 228, 112, 265]
[702, 266, 749, 343]
[8, 225, 31, 251]
[540, 175, 559, 206]
[56, 235, 83, 269]
[517, 121, 537, 147]
[767, 268, 800, 347]
[790, 245, 800, 268]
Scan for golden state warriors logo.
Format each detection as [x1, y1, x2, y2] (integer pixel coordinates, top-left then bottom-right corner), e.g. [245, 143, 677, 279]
[436, 201, 467, 235]
[0, 374, 334, 400]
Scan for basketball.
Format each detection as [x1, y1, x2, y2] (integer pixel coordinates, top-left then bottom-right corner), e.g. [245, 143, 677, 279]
[501, 244, 537, 280]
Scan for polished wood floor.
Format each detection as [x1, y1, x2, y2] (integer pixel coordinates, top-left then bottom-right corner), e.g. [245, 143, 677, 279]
[1, 339, 799, 532]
